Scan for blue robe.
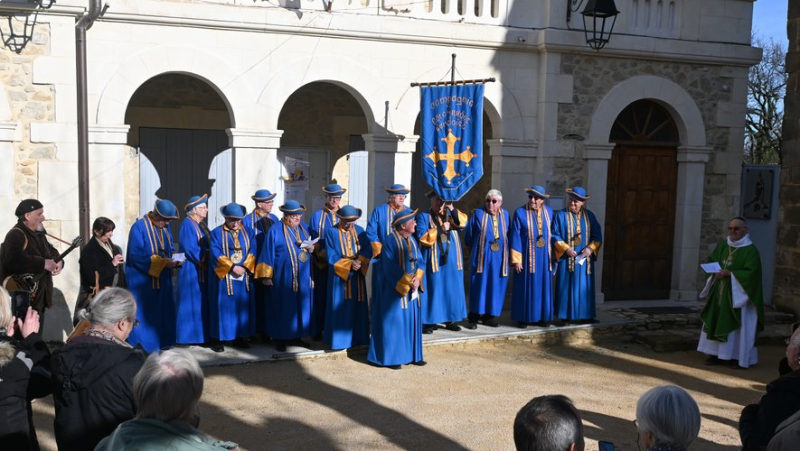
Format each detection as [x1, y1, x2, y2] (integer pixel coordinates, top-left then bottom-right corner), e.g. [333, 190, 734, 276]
[464, 208, 510, 317]
[509, 205, 554, 323]
[256, 221, 314, 340]
[208, 225, 257, 341]
[366, 203, 405, 298]
[309, 208, 339, 336]
[242, 210, 279, 335]
[125, 214, 177, 353]
[324, 224, 372, 350]
[367, 230, 425, 367]
[175, 217, 210, 344]
[552, 208, 603, 321]
[416, 209, 468, 325]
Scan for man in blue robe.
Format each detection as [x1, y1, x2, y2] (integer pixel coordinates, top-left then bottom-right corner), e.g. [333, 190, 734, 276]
[208, 203, 257, 352]
[323, 205, 372, 351]
[309, 183, 345, 340]
[510, 185, 555, 328]
[366, 184, 409, 299]
[125, 199, 180, 352]
[255, 200, 315, 352]
[464, 189, 510, 328]
[367, 208, 426, 369]
[175, 195, 210, 346]
[242, 189, 279, 339]
[416, 190, 468, 333]
[552, 187, 603, 324]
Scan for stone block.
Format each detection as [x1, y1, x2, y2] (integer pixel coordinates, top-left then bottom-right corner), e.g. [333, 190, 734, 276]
[38, 161, 79, 221]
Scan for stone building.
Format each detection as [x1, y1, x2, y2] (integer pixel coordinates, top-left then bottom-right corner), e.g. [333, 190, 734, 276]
[775, 1, 799, 317]
[0, 0, 760, 339]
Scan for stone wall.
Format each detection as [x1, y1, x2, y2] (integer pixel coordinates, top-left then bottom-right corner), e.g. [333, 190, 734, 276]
[558, 54, 744, 265]
[774, 2, 800, 316]
[0, 17, 54, 212]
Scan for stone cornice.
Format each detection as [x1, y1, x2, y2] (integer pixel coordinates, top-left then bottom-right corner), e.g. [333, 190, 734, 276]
[676, 146, 713, 163]
[226, 129, 283, 149]
[88, 124, 130, 145]
[487, 139, 536, 157]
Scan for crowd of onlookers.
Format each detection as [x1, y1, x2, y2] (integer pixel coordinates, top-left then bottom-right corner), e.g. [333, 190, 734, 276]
[2, 282, 800, 450]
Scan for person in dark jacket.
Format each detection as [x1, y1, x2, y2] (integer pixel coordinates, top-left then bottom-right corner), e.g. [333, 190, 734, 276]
[52, 287, 146, 451]
[74, 217, 127, 325]
[0, 287, 51, 451]
[740, 353, 800, 449]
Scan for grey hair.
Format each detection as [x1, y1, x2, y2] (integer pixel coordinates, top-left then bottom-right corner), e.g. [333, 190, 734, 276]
[134, 348, 204, 422]
[636, 386, 700, 449]
[77, 287, 136, 326]
[187, 205, 204, 217]
[0, 287, 12, 332]
[486, 189, 503, 201]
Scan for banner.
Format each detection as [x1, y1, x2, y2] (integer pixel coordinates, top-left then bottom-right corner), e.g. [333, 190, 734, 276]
[420, 84, 484, 201]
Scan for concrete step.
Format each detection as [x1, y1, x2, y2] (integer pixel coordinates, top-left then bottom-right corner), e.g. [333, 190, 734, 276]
[635, 322, 794, 353]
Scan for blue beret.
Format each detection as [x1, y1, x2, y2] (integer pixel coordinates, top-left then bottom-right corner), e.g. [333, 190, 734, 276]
[336, 205, 362, 221]
[392, 208, 418, 227]
[252, 189, 277, 202]
[323, 184, 346, 196]
[154, 199, 179, 220]
[525, 185, 549, 199]
[279, 200, 306, 215]
[385, 184, 410, 195]
[220, 202, 247, 219]
[184, 194, 208, 212]
[566, 187, 590, 201]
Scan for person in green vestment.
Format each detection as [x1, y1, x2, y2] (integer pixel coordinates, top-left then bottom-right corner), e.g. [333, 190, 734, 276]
[697, 217, 764, 369]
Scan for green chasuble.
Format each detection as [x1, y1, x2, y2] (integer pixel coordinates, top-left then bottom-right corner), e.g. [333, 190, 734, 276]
[700, 240, 764, 342]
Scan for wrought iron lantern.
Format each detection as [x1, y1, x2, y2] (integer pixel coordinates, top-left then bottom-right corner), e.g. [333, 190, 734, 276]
[580, 0, 620, 50]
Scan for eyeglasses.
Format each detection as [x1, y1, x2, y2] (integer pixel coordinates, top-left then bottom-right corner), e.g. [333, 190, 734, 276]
[126, 318, 140, 328]
[728, 227, 744, 231]
[486, 199, 499, 204]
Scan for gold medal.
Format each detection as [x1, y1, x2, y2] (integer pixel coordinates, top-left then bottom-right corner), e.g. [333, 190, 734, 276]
[572, 237, 581, 246]
[439, 233, 448, 244]
[298, 250, 309, 263]
[490, 241, 500, 252]
[231, 249, 243, 264]
[537, 237, 545, 248]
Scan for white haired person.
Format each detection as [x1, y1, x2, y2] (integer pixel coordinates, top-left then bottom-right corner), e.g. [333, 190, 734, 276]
[0, 287, 51, 450]
[635, 386, 701, 451]
[96, 348, 239, 450]
[51, 287, 146, 451]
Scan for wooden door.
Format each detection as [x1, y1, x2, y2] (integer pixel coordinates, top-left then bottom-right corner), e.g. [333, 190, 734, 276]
[602, 145, 677, 300]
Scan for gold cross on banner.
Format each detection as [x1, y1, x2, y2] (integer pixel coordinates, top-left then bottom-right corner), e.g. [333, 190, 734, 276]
[425, 129, 476, 185]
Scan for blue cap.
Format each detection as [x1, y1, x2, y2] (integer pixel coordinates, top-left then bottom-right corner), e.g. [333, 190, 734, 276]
[525, 185, 549, 199]
[252, 189, 277, 202]
[220, 202, 247, 219]
[566, 187, 590, 201]
[154, 199, 179, 220]
[392, 208, 418, 227]
[279, 200, 306, 215]
[336, 205, 362, 221]
[385, 184, 410, 195]
[323, 184, 346, 196]
[184, 194, 208, 212]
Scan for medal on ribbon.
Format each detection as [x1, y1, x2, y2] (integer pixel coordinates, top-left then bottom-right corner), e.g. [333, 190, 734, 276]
[439, 232, 448, 244]
[537, 237, 545, 248]
[231, 248, 243, 264]
[298, 249, 310, 263]
[490, 241, 500, 252]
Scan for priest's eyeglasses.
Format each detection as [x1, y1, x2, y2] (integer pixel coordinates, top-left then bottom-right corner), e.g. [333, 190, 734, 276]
[486, 199, 499, 204]
[728, 227, 743, 231]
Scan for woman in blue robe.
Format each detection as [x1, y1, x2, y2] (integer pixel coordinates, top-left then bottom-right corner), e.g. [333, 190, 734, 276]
[208, 203, 256, 350]
[175, 195, 211, 345]
[255, 200, 314, 352]
[415, 191, 468, 332]
[367, 208, 426, 369]
[125, 199, 179, 353]
[464, 189, 510, 327]
[323, 205, 372, 350]
[309, 183, 345, 339]
[509, 186, 555, 327]
[552, 187, 603, 323]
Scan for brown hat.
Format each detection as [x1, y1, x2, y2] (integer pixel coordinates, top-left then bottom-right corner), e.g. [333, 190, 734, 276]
[15, 199, 43, 217]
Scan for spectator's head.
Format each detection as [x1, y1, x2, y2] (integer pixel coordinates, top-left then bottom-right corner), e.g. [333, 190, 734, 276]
[0, 287, 12, 334]
[77, 288, 137, 341]
[134, 348, 204, 426]
[635, 386, 700, 450]
[514, 395, 585, 451]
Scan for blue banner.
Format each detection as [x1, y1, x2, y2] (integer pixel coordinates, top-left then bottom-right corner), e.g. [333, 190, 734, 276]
[420, 84, 484, 202]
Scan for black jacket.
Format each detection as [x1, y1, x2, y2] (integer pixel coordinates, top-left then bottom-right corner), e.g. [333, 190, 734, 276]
[78, 237, 127, 292]
[51, 335, 146, 451]
[740, 370, 800, 451]
[0, 333, 52, 451]
[0, 223, 60, 311]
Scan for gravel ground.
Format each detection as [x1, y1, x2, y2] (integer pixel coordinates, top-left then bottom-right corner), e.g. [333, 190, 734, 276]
[32, 340, 785, 451]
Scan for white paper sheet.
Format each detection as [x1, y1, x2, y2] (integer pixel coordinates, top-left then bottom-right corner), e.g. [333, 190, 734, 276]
[701, 262, 722, 273]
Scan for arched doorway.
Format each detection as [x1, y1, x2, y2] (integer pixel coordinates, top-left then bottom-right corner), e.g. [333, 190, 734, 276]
[602, 100, 679, 300]
[277, 82, 369, 215]
[126, 73, 233, 233]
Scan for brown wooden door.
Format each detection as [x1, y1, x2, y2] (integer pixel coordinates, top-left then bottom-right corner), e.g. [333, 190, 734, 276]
[602, 145, 677, 300]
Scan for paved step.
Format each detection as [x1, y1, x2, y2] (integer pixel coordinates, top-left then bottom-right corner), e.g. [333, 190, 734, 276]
[635, 322, 795, 353]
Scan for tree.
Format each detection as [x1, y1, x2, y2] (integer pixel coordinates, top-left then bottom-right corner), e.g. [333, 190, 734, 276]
[744, 36, 787, 165]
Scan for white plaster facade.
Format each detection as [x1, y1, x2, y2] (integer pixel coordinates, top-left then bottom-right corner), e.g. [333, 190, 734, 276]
[0, 0, 760, 339]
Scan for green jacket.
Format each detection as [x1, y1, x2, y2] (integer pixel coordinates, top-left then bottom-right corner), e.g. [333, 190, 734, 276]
[95, 418, 238, 451]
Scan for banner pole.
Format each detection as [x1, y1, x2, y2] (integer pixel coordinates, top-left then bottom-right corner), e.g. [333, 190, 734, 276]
[451, 53, 456, 85]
